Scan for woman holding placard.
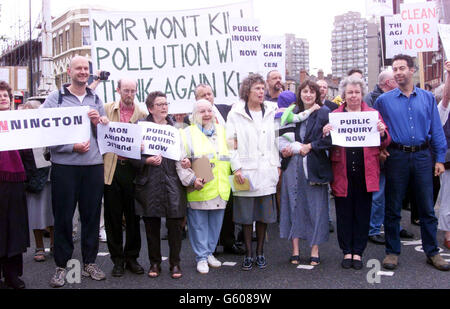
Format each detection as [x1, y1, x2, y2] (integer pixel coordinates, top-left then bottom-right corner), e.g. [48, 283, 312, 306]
[226, 74, 280, 271]
[323, 76, 390, 270]
[131, 91, 187, 279]
[0, 81, 29, 289]
[278, 80, 332, 267]
[176, 99, 232, 274]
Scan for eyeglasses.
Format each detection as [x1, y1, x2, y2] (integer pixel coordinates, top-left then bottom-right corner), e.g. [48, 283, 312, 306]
[154, 102, 169, 107]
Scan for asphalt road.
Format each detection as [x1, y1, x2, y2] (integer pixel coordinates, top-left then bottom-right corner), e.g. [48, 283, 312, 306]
[16, 204, 449, 291]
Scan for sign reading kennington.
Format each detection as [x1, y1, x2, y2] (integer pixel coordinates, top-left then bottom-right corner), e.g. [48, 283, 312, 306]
[0, 107, 90, 151]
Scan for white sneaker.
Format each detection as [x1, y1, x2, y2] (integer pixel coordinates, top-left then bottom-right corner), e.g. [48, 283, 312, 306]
[197, 260, 209, 274]
[99, 228, 107, 242]
[207, 255, 222, 268]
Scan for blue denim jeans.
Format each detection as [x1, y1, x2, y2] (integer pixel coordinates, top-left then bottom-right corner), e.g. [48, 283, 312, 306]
[384, 148, 439, 257]
[187, 208, 225, 262]
[369, 169, 385, 236]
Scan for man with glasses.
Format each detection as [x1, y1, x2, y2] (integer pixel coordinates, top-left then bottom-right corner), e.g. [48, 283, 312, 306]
[103, 78, 147, 277]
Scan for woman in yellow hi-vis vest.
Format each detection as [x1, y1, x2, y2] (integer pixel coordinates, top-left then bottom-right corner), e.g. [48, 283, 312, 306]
[176, 99, 232, 275]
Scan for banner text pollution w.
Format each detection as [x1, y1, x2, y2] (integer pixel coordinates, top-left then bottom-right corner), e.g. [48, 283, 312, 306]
[89, 1, 253, 113]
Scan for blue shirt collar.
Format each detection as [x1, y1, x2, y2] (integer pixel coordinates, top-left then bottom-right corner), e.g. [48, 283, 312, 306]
[395, 86, 418, 98]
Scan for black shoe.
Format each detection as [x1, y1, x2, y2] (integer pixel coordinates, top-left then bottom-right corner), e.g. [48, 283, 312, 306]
[223, 244, 246, 255]
[341, 258, 352, 269]
[126, 259, 144, 274]
[411, 219, 420, 226]
[400, 229, 414, 239]
[369, 235, 385, 245]
[352, 259, 363, 270]
[5, 277, 25, 289]
[112, 263, 125, 277]
[329, 222, 334, 233]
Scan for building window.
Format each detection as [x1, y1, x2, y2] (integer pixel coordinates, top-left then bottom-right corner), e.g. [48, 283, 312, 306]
[59, 33, 63, 54]
[82, 27, 90, 46]
[66, 31, 70, 50]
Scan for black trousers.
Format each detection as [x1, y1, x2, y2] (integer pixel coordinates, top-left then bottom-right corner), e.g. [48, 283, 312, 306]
[143, 217, 183, 267]
[51, 164, 104, 268]
[219, 196, 237, 248]
[104, 162, 141, 265]
[0, 254, 23, 281]
[335, 173, 373, 256]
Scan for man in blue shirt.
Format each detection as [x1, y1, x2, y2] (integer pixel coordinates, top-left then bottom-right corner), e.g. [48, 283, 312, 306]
[374, 54, 449, 271]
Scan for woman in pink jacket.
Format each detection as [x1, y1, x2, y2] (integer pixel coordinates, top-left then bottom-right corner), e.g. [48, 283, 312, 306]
[323, 76, 390, 270]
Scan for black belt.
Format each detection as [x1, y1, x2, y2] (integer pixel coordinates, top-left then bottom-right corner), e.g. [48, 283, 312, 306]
[390, 142, 428, 153]
[117, 159, 129, 165]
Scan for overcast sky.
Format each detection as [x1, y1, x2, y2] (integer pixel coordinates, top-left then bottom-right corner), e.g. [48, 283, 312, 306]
[0, 0, 421, 75]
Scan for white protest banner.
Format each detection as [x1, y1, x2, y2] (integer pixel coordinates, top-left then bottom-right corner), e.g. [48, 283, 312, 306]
[329, 111, 380, 147]
[90, 1, 253, 114]
[139, 121, 181, 161]
[260, 35, 285, 81]
[97, 122, 142, 159]
[0, 106, 90, 151]
[438, 23, 450, 58]
[365, 0, 394, 17]
[384, 14, 417, 59]
[400, 2, 439, 53]
[230, 18, 260, 72]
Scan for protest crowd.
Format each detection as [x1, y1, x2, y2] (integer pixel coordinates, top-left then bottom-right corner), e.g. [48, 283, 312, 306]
[1, 53, 450, 289]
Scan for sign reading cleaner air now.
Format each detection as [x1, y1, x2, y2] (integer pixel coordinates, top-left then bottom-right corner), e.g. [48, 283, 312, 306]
[0, 107, 90, 151]
[89, 1, 254, 114]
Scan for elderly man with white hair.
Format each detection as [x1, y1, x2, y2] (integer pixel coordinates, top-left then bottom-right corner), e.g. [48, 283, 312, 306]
[176, 99, 232, 274]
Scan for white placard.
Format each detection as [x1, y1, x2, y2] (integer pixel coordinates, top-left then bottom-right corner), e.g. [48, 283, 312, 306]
[97, 122, 142, 159]
[366, 0, 394, 17]
[230, 18, 261, 72]
[138, 121, 181, 161]
[0, 106, 90, 151]
[329, 111, 380, 147]
[384, 14, 417, 59]
[89, 1, 254, 113]
[260, 35, 286, 82]
[400, 2, 439, 53]
[438, 23, 450, 58]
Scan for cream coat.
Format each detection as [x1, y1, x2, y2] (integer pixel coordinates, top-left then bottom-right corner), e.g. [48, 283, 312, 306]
[226, 101, 280, 197]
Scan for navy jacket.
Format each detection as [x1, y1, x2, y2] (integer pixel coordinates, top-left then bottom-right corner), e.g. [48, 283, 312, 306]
[282, 105, 333, 184]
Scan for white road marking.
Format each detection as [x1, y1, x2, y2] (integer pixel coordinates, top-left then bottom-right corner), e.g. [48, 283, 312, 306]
[97, 252, 109, 256]
[297, 265, 314, 270]
[222, 262, 237, 266]
[377, 271, 394, 276]
[162, 256, 168, 261]
[401, 240, 422, 245]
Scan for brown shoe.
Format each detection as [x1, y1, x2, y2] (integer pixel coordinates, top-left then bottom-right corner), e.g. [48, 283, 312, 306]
[427, 254, 450, 271]
[382, 254, 398, 270]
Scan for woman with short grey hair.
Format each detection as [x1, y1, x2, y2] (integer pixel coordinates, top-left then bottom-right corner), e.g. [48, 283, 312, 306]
[339, 76, 368, 101]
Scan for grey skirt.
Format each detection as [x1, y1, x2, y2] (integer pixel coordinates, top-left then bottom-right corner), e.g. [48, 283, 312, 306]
[233, 194, 277, 225]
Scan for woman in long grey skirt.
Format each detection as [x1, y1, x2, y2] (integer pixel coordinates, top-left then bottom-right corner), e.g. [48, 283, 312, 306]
[279, 80, 332, 266]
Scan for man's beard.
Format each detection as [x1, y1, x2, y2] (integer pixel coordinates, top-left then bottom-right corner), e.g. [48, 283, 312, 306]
[274, 82, 283, 91]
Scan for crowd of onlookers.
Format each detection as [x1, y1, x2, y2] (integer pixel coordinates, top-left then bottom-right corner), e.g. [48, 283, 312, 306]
[0, 53, 449, 289]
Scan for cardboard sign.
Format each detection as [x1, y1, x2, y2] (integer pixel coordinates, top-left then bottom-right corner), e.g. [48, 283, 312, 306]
[438, 23, 450, 58]
[0, 106, 90, 151]
[89, 1, 254, 113]
[400, 2, 439, 53]
[139, 121, 181, 160]
[97, 122, 142, 159]
[365, 0, 394, 17]
[329, 111, 380, 147]
[384, 14, 417, 59]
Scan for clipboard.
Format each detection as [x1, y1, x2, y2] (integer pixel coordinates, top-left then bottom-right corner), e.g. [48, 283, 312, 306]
[192, 155, 214, 183]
